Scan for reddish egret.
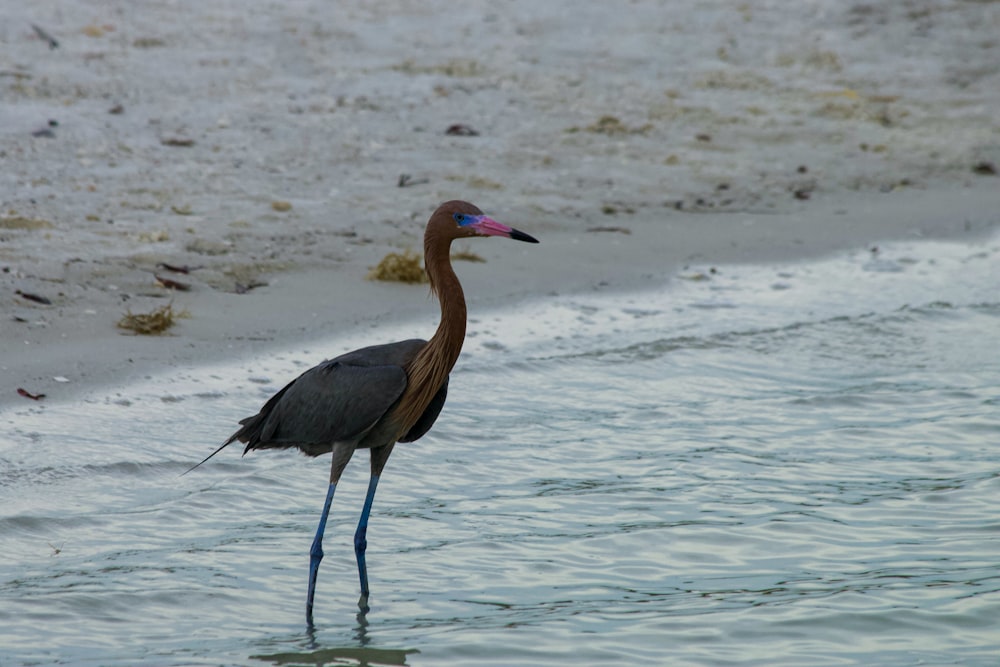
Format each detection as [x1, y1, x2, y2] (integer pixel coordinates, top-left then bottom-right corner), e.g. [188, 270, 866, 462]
[189, 200, 537, 623]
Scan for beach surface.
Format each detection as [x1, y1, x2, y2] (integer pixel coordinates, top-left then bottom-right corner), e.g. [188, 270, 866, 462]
[3, 0, 999, 408]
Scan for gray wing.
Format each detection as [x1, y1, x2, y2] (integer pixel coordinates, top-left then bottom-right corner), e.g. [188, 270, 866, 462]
[234, 339, 428, 455]
[185, 339, 433, 473]
[247, 360, 407, 451]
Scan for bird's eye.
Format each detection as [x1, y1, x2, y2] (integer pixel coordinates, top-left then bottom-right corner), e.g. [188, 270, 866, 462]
[453, 212, 465, 224]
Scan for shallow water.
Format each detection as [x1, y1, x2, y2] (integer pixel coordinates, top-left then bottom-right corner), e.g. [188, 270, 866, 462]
[2, 236, 999, 666]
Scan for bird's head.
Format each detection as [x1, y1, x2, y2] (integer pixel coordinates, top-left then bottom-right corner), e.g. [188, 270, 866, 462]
[429, 200, 539, 244]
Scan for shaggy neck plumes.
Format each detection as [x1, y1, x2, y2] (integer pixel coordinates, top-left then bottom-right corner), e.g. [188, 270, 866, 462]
[394, 228, 467, 433]
[423, 230, 468, 366]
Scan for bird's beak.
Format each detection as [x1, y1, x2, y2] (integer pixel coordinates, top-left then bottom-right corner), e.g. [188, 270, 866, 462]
[468, 216, 539, 243]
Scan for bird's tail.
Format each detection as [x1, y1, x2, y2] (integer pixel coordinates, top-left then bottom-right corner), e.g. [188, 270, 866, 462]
[181, 435, 238, 476]
[183, 395, 279, 476]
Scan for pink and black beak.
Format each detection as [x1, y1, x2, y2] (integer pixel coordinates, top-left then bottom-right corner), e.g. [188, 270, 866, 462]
[458, 213, 539, 243]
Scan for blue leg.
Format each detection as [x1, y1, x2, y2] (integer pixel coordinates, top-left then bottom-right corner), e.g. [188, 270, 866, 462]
[354, 474, 380, 601]
[307, 482, 337, 624]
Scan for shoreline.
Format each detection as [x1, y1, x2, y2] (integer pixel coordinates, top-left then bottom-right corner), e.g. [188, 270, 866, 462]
[3, 1, 1000, 409]
[4, 182, 999, 410]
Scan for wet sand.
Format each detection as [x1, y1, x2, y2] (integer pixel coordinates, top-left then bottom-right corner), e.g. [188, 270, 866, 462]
[2, 0, 999, 407]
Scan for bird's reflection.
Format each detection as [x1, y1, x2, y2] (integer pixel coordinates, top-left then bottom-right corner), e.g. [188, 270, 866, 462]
[354, 596, 371, 646]
[304, 595, 370, 647]
[259, 604, 413, 667]
[252, 645, 413, 667]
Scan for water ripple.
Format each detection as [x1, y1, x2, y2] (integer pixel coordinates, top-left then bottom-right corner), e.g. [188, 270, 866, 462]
[1, 237, 999, 665]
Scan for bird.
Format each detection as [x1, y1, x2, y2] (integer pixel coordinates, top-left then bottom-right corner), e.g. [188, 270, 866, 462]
[188, 200, 538, 624]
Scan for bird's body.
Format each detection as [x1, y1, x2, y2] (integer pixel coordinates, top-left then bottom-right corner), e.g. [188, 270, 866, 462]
[190, 200, 537, 625]
[229, 339, 447, 458]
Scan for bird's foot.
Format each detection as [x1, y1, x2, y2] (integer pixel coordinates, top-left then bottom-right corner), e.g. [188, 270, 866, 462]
[306, 566, 320, 623]
[306, 531, 325, 622]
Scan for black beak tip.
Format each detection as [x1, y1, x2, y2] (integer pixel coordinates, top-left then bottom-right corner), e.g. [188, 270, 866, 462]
[510, 229, 539, 244]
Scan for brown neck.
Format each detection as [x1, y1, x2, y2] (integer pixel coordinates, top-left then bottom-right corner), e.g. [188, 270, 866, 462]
[394, 229, 467, 432]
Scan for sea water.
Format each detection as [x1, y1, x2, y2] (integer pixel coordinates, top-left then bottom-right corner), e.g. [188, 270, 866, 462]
[1, 235, 998, 666]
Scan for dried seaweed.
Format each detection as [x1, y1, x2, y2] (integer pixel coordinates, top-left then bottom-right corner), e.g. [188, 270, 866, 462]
[157, 262, 200, 274]
[451, 248, 485, 262]
[566, 115, 653, 136]
[31, 24, 60, 49]
[161, 137, 194, 147]
[117, 302, 188, 335]
[398, 174, 429, 187]
[586, 226, 632, 234]
[154, 274, 190, 291]
[367, 249, 427, 283]
[15, 289, 52, 304]
[17, 388, 45, 400]
[1, 216, 52, 230]
[445, 124, 479, 136]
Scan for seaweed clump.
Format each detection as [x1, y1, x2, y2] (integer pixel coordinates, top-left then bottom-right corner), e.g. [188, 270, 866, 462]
[451, 247, 485, 262]
[367, 250, 428, 284]
[117, 302, 187, 335]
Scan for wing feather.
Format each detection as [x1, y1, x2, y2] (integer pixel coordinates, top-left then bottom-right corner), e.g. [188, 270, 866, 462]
[187, 338, 435, 470]
[254, 361, 407, 448]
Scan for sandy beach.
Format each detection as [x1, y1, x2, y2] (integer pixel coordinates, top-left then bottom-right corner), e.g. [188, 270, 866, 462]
[3, 0, 999, 409]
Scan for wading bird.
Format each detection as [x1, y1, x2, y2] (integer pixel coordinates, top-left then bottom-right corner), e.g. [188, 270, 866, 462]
[189, 200, 538, 624]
